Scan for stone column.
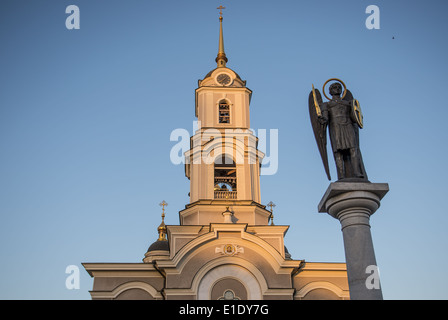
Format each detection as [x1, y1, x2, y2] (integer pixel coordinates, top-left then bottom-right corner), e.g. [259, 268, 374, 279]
[318, 182, 389, 300]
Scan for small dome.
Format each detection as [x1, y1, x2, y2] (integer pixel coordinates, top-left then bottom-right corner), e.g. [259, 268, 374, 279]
[147, 240, 169, 252]
[143, 239, 170, 263]
[203, 67, 243, 82]
[198, 67, 247, 88]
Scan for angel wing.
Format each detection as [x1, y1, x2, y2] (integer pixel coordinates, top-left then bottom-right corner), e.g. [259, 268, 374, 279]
[309, 86, 331, 180]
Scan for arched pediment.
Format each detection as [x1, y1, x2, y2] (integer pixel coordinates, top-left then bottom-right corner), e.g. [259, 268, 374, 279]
[160, 224, 300, 279]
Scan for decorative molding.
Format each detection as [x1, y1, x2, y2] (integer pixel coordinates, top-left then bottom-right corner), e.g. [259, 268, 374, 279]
[218, 289, 240, 300]
[294, 281, 349, 300]
[196, 263, 262, 300]
[90, 281, 163, 300]
[215, 244, 244, 256]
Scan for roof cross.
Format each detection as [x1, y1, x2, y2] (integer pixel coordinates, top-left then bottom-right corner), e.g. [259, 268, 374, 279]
[159, 200, 168, 218]
[217, 5, 225, 18]
[267, 201, 276, 226]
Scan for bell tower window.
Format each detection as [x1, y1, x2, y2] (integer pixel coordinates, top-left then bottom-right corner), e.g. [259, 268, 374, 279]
[219, 100, 230, 124]
[214, 156, 237, 199]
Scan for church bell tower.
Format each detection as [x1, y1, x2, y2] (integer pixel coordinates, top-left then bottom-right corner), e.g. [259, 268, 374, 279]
[181, 9, 270, 226]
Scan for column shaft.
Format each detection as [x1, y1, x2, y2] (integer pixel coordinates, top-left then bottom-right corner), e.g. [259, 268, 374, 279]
[318, 182, 388, 300]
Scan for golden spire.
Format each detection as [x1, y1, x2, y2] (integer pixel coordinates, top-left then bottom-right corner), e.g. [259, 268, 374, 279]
[157, 200, 168, 241]
[216, 5, 228, 67]
[267, 201, 276, 225]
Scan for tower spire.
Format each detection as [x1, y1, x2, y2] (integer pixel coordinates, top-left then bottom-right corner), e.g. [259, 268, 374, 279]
[216, 5, 228, 67]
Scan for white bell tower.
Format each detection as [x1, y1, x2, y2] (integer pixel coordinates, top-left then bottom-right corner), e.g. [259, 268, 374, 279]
[181, 10, 269, 226]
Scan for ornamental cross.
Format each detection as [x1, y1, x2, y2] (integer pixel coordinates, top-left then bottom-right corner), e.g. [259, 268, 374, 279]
[217, 5, 225, 17]
[159, 200, 168, 218]
[267, 201, 276, 226]
[267, 201, 276, 213]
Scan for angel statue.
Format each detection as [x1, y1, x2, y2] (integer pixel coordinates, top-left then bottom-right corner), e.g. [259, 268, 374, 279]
[309, 78, 368, 181]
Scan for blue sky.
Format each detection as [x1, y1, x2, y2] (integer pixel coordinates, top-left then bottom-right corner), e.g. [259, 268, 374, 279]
[1, 0, 447, 299]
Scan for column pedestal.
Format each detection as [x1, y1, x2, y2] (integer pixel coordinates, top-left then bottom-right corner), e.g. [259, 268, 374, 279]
[318, 182, 389, 300]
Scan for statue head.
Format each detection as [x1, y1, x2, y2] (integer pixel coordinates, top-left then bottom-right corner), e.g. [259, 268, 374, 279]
[329, 82, 342, 97]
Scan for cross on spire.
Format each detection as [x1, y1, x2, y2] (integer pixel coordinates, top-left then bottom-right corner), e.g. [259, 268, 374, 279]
[267, 201, 276, 212]
[215, 5, 228, 67]
[159, 200, 168, 218]
[217, 5, 225, 18]
[157, 201, 168, 241]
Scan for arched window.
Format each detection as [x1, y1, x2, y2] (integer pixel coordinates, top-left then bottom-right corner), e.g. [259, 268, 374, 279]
[214, 156, 236, 199]
[219, 100, 230, 124]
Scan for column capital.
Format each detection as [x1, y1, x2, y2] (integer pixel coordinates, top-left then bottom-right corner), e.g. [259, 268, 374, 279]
[318, 182, 389, 219]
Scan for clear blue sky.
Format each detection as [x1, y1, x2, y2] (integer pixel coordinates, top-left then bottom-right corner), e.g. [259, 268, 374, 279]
[1, 0, 447, 299]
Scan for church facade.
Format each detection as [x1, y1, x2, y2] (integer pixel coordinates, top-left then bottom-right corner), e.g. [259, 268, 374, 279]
[82, 12, 350, 300]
